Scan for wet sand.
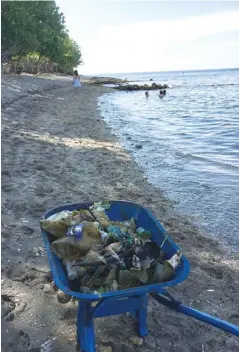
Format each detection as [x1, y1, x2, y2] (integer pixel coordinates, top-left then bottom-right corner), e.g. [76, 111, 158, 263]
[1, 74, 239, 352]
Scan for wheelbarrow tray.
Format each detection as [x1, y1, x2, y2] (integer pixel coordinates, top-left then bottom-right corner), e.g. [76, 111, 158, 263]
[41, 201, 190, 302]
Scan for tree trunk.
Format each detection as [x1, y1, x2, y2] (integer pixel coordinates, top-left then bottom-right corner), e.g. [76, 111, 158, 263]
[35, 55, 41, 74]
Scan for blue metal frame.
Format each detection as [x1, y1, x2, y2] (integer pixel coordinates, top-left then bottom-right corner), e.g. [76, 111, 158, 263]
[40, 201, 239, 352]
[77, 295, 148, 352]
[152, 289, 239, 337]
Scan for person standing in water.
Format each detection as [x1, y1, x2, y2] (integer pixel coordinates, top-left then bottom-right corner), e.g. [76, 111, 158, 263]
[145, 91, 149, 97]
[159, 89, 166, 98]
[73, 70, 81, 88]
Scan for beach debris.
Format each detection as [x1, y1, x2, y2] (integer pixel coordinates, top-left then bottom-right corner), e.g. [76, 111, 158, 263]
[99, 346, 112, 352]
[90, 201, 111, 211]
[63, 260, 82, 281]
[40, 338, 56, 352]
[129, 336, 144, 346]
[51, 222, 101, 260]
[118, 270, 140, 288]
[40, 210, 73, 237]
[57, 290, 71, 304]
[152, 250, 182, 283]
[42, 283, 54, 294]
[33, 246, 45, 257]
[40, 201, 183, 294]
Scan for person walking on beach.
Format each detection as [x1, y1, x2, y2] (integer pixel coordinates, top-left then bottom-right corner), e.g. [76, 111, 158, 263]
[73, 70, 81, 88]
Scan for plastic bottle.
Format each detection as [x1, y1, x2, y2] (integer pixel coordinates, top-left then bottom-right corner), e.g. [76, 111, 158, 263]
[99, 230, 108, 243]
[63, 260, 79, 280]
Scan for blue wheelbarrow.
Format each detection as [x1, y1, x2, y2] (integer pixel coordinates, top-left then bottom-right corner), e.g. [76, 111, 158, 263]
[41, 201, 239, 352]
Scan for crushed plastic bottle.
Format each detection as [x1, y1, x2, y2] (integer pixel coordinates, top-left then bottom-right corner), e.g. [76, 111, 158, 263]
[63, 260, 79, 280]
[152, 250, 182, 283]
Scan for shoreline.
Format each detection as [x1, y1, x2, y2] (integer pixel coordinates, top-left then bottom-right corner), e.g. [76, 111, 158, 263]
[98, 74, 239, 254]
[1, 75, 239, 352]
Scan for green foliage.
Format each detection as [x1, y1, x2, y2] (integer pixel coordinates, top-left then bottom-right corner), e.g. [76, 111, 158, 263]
[1, 1, 82, 73]
[58, 37, 83, 73]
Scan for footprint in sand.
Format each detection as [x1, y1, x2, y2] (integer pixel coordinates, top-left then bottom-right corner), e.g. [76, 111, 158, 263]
[1, 294, 16, 321]
[1, 294, 27, 321]
[230, 314, 239, 326]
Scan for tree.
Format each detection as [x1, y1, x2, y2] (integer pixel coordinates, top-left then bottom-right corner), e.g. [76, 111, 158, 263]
[1, 1, 82, 73]
[1, 1, 39, 58]
[58, 36, 83, 73]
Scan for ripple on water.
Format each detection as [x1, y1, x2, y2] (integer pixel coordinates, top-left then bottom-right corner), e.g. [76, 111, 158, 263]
[99, 69, 239, 251]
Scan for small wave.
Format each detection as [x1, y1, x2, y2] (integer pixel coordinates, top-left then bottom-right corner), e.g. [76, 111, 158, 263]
[170, 83, 239, 89]
[180, 152, 239, 171]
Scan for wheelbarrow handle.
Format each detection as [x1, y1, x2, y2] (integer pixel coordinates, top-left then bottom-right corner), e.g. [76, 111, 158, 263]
[152, 291, 239, 337]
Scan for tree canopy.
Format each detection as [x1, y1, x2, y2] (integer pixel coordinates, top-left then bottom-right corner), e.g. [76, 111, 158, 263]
[1, 1, 82, 73]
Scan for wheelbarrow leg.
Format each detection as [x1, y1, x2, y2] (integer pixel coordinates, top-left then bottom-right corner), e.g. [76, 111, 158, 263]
[137, 295, 148, 337]
[77, 302, 96, 352]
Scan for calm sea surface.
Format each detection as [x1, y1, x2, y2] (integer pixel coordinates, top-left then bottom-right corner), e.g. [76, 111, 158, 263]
[98, 69, 239, 251]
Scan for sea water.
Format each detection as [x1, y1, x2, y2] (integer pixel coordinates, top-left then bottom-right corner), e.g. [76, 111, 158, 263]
[98, 69, 239, 251]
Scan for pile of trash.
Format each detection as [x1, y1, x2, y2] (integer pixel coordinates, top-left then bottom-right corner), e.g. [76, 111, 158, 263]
[40, 202, 182, 295]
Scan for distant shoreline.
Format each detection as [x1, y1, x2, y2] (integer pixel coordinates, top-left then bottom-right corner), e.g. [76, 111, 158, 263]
[83, 67, 239, 77]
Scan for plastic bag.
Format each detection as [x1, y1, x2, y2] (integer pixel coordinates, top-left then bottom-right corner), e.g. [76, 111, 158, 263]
[115, 218, 136, 234]
[83, 250, 106, 264]
[51, 222, 101, 260]
[103, 247, 121, 264]
[90, 201, 111, 211]
[78, 221, 100, 239]
[52, 236, 91, 260]
[40, 210, 72, 238]
[118, 270, 140, 289]
[93, 210, 111, 228]
[63, 260, 86, 280]
[103, 268, 116, 285]
[98, 279, 118, 294]
[72, 209, 95, 223]
[130, 268, 148, 284]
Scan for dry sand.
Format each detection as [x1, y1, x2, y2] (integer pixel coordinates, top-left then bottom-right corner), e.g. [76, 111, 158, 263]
[1, 74, 239, 352]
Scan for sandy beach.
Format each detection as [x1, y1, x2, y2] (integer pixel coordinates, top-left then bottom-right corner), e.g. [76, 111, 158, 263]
[1, 74, 239, 352]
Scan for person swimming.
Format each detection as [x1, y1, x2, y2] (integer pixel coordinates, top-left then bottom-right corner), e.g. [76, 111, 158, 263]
[145, 91, 149, 97]
[159, 89, 166, 98]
